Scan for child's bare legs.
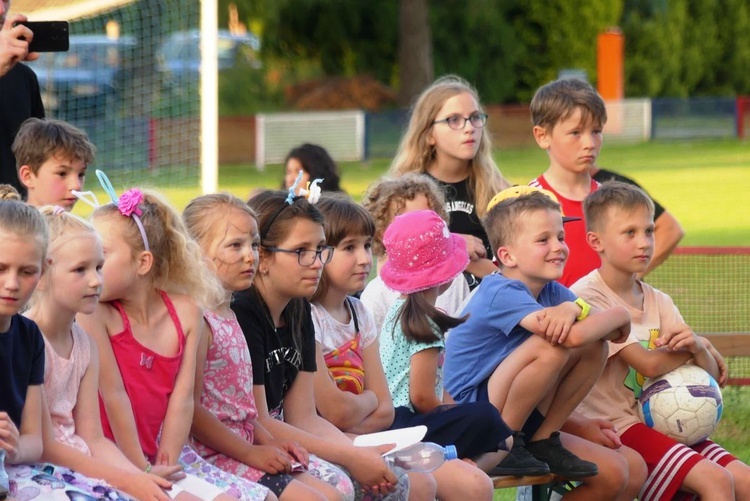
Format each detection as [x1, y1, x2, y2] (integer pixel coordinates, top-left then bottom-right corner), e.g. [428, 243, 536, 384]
[292, 472, 344, 501]
[681, 460, 734, 500]
[431, 459, 492, 501]
[473, 450, 510, 472]
[531, 341, 607, 442]
[615, 444, 647, 501]
[486, 335, 569, 430]
[406, 471, 437, 500]
[726, 460, 750, 499]
[554, 433, 628, 500]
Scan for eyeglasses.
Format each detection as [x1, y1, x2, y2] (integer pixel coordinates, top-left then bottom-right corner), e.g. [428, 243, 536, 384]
[263, 246, 334, 266]
[432, 112, 488, 130]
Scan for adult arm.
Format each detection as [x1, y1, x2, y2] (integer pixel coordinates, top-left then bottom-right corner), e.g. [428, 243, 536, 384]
[0, 14, 37, 77]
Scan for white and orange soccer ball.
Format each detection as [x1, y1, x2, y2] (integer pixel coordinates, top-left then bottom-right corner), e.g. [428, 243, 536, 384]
[638, 364, 723, 446]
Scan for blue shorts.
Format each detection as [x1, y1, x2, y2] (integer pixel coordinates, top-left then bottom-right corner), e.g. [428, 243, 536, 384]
[476, 376, 546, 437]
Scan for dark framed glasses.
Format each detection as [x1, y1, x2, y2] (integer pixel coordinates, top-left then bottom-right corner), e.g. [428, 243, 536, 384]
[432, 112, 488, 130]
[263, 245, 334, 266]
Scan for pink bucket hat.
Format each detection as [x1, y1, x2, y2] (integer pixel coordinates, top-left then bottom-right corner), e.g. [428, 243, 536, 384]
[381, 210, 470, 295]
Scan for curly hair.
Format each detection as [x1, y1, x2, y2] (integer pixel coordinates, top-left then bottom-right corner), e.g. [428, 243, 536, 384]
[362, 173, 448, 257]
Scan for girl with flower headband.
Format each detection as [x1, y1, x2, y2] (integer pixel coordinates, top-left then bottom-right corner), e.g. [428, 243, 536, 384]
[76, 180, 271, 500]
[232, 188, 437, 501]
[310, 195, 498, 501]
[183, 192, 345, 501]
[13, 205, 188, 500]
[377, 210, 514, 480]
[388, 75, 511, 290]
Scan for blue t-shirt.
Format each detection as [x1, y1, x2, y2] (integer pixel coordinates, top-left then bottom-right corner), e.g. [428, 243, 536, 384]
[444, 273, 576, 403]
[380, 298, 444, 412]
[0, 315, 45, 426]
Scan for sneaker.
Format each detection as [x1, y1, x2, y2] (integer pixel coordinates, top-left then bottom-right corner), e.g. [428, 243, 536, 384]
[526, 432, 599, 479]
[489, 432, 551, 477]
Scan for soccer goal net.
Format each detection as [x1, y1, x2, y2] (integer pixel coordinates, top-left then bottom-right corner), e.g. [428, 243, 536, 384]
[20, 0, 205, 194]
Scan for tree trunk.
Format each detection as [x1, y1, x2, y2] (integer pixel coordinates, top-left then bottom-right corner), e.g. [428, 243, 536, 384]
[397, 0, 433, 107]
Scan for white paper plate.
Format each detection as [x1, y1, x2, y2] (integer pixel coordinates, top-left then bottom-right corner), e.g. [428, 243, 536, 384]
[352, 425, 428, 456]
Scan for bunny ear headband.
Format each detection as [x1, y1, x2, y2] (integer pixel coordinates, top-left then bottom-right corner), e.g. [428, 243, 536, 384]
[260, 170, 324, 240]
[72, 169, 150, 252]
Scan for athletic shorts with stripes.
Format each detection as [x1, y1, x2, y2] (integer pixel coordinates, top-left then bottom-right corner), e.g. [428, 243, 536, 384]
[621, 423, 736, 501]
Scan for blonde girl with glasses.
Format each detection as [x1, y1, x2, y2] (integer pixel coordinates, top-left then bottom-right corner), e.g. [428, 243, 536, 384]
[77, 187, 271, 500]
[388, 75, 510, 289]
[231, 190, 437, 501]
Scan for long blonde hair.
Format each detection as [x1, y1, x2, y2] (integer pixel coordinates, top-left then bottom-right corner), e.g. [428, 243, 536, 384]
[388, 75, 510, 217]
[92, 189, 224, 309]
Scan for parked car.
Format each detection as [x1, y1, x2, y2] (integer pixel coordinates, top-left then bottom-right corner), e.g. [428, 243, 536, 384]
[27, 35, 135, 120]
[158, 29, 261, 86]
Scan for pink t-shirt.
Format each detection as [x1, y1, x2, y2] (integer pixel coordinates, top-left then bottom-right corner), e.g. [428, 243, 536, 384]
[43, 323, 92, 455]
[571, 270, 685, 434]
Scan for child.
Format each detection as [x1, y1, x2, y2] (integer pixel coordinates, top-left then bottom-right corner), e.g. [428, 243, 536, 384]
[528, 78, 607, 286]
[311, 196, 497, 500]
[283, 144, 343, 194]
[387, 75, 510, 288]
[25, 205, 184, 500]
[444, 187, 641, 500]
[76, 184, 270, 500]
[360, 173, 469, 334]
[572, 181, 750, 500]
[183, 192, 345, 501]
[232, 189, 437, 501]
[12, 117, 96, 210]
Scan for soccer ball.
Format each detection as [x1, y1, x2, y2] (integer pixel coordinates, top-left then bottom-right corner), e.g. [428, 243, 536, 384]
[638, 364, 723, 446]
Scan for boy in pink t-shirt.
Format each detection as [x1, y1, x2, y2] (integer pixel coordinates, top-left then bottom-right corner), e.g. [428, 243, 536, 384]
[528, 78, 605, 286]
[571, 181, 750, 500]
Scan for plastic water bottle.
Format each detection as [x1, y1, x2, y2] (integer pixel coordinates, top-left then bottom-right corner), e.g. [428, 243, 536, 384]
[0, 449, 9, 499]
[385, 442, 458, 476]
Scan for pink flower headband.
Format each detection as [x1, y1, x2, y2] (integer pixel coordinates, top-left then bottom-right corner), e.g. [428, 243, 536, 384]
[72, 170, 150, 252]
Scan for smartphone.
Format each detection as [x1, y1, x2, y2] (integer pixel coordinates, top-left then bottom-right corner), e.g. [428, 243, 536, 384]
[17, 21, 69, 52]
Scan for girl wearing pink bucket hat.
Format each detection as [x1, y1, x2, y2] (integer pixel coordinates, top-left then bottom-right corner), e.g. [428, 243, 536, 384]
[379, 210, 513, 479]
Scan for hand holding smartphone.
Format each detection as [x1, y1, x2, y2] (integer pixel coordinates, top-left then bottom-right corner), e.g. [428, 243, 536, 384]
[16, 20, 69, 52]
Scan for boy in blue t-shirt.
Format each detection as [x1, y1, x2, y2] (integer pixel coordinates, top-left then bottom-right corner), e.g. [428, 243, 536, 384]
[444, 186, 632, 487]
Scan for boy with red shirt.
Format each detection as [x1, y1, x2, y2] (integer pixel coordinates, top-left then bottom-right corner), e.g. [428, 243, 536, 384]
[529, 78, 605, 286]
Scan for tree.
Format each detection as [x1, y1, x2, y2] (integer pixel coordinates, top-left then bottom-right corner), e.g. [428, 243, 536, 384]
[397, 0, 432, 106]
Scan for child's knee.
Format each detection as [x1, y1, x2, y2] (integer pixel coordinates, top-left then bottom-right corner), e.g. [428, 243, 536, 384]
[405, 471, 437, 501]
[591, 451, 630, 494]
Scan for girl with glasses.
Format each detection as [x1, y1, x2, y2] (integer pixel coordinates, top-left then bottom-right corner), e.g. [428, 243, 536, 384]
[232, 190, 437, 501]
[388, 75, 511, 290]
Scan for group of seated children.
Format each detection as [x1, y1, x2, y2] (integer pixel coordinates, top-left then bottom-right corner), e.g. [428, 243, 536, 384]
[2, 73, 749, 501]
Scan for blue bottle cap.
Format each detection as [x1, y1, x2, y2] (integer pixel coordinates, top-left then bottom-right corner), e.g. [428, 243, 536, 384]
[443, 444, 458, 460]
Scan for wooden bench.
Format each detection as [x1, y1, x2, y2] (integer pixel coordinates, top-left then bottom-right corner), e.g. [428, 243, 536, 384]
[492, 474, 568, 500]
[703, 333, 750, 385]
